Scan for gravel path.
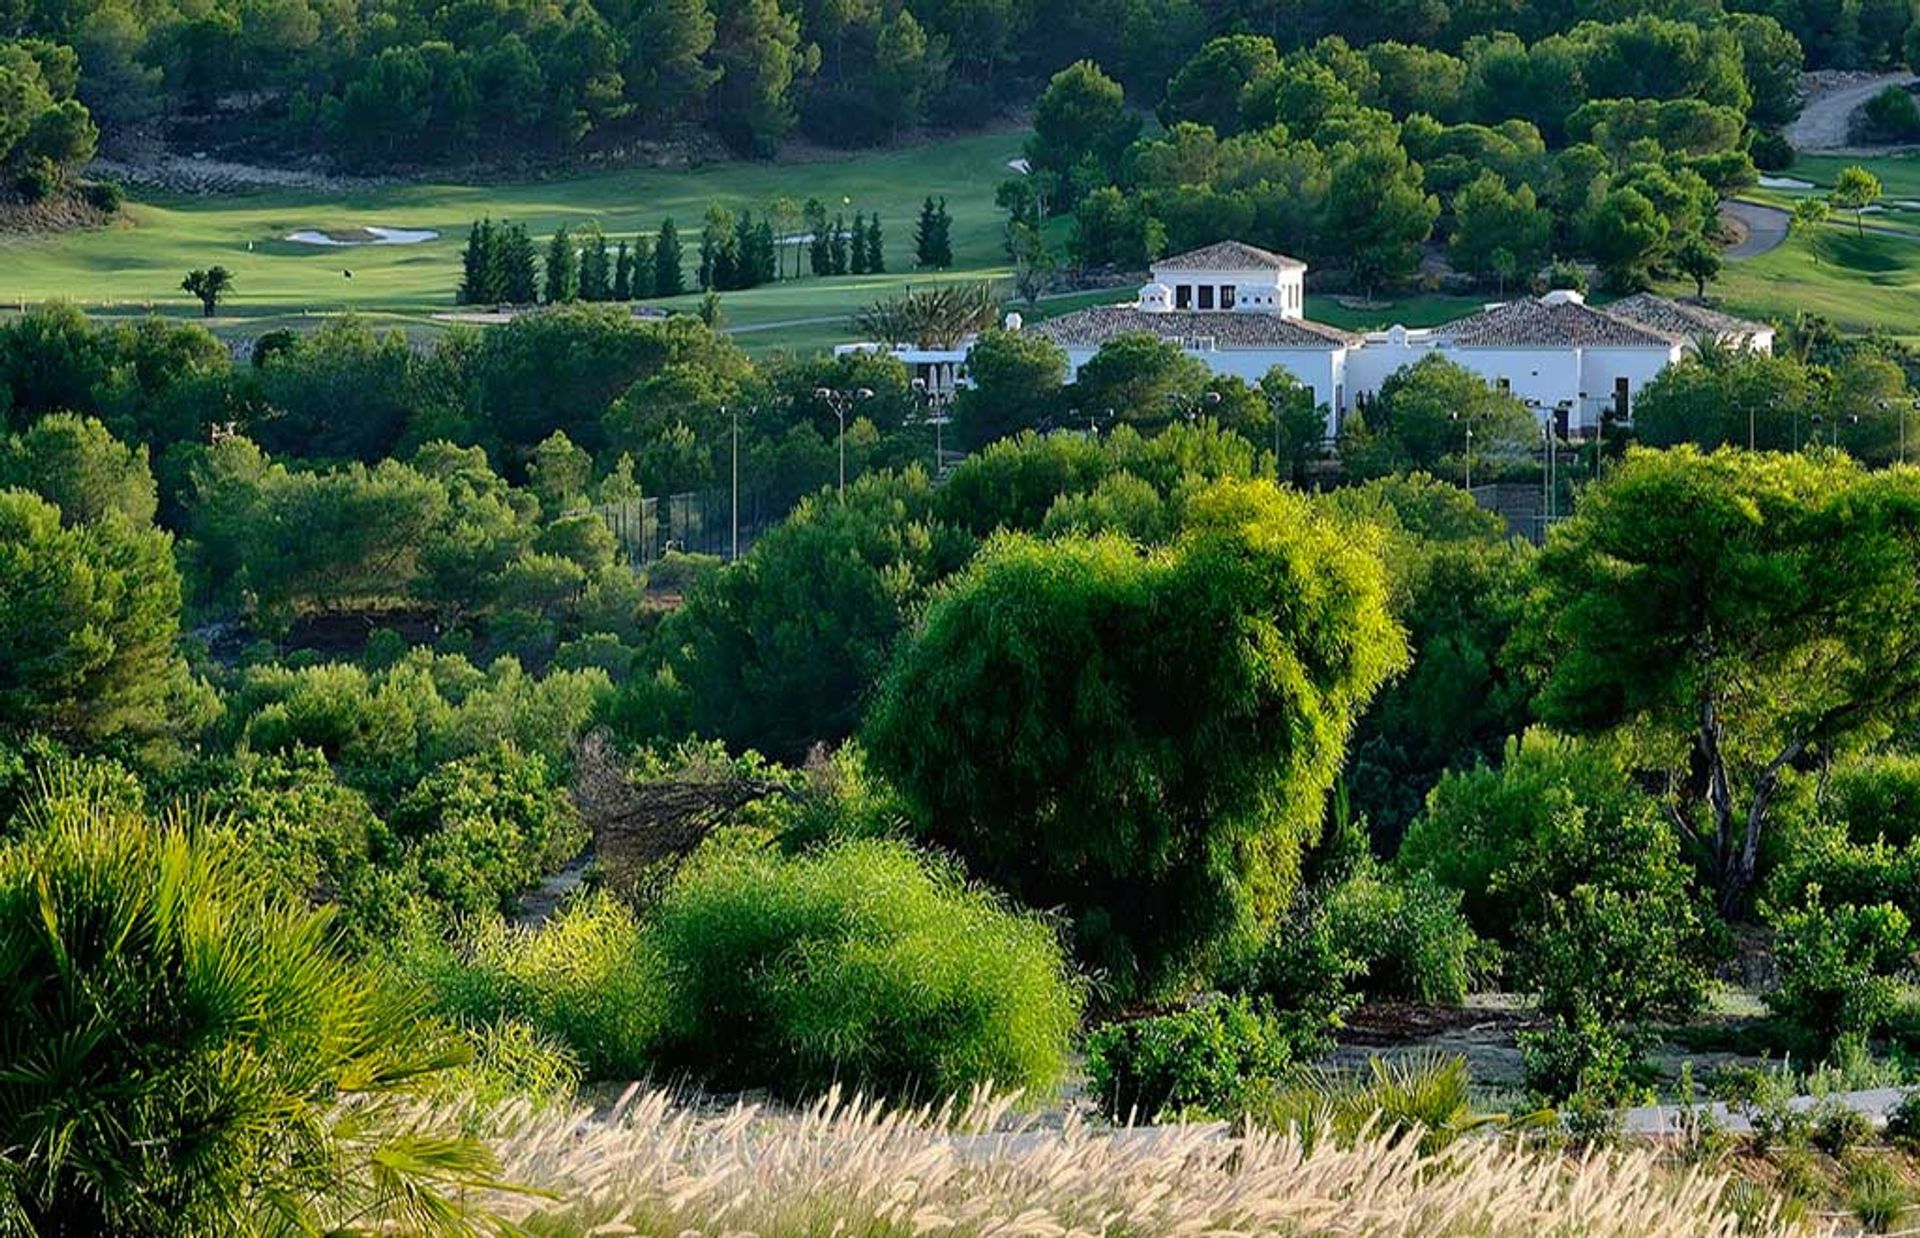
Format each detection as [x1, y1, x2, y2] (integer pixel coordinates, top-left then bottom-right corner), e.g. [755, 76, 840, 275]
[1787, 71, 1918, 151]
[1624, 1087, 1910, 1137]
[1722, 201, 1791, 259]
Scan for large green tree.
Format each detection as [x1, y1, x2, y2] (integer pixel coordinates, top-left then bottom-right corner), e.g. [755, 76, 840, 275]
[1341, 354, 1536, 479]
[1528, 446, 1920, 915]
[661, 469, 975, 759]
[1025, 59, 1139, 196]
[865, 479, 1406, 996]
[0, 489, 204, 745]
[0, 413, 156, 527]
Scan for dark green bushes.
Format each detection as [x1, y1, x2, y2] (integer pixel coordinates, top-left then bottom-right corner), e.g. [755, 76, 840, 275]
[1767, 890, 1913, 1050]
[1084, 996, 1295, 1121]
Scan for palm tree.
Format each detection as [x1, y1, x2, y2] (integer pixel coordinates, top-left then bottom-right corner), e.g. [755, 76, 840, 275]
[850, 282, 1001, 349]
[0, 777, 513, 1235]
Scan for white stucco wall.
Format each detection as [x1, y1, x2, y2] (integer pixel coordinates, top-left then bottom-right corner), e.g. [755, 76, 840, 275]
[1580, 345, 1685, 428]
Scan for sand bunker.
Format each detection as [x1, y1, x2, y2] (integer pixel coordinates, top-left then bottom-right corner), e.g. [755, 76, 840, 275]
[285, 226, 439, 246]
[1757, 175, 1815, 190]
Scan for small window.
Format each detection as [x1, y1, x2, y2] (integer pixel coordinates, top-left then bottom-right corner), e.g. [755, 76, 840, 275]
[1221, 285, 1237, 310]
[1198, 286, 1215, 310]
[1175, 284, 1192, 310]
[1497, 377, 1512, 393]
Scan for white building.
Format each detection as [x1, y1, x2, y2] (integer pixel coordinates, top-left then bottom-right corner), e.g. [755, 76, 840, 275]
[1019, 241, 1774, 438]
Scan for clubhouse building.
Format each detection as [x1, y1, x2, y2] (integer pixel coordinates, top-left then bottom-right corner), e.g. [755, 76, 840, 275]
[846, 240, 1774, 439]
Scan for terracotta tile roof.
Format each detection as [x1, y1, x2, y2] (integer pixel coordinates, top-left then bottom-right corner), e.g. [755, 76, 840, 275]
[1432, 297, 1683, 348]
[1028, 306, 1356, 350]
[1152, 241, 1307, 272]
[1602, 293, 1772, 344]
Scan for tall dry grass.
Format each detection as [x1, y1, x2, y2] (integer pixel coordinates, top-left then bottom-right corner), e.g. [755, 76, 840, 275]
[453, 1087, 1828, 1236]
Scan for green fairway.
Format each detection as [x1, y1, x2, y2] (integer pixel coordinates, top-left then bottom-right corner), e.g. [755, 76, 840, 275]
[1688, 224, 1920, 335]
[0, 131, 1030, 348]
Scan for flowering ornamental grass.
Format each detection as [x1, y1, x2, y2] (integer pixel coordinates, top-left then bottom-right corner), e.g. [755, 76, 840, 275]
[454, 1087, 1820, 1237]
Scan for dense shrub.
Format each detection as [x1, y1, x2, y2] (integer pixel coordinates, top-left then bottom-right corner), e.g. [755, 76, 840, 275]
[1766, 889, 1913, 1049]
[1084, 996, 1294, 1121]
[867, 480, 1405, 997]
[1317, 862, 1482, 1005]
[1827, 753, 1920, 848]
[1884, 1090, 1920, 1149]
[1401, 733, 1661, 942]
[648, 837, 1082, 1099]
[656, 470, 975, 759]
[390, 745, 586, 917]
[1518, 1011, 1646, 1106]
[0, 778, 491, 1233]
[401, 893, 664, 1080]
[231, 649, 608, 801]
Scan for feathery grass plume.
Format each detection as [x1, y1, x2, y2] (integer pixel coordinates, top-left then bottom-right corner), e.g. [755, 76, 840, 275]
[446, 1085, 1817, 1237]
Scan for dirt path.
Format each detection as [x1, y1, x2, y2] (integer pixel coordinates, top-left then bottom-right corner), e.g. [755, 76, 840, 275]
[1787, 71, 1917, 151]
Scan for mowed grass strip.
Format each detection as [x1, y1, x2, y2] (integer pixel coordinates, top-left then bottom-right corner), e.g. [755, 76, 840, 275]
[0, 130, 1028, 337]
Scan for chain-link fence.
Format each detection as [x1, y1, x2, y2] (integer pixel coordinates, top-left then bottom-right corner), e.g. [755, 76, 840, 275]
[595, 487, 791, 566]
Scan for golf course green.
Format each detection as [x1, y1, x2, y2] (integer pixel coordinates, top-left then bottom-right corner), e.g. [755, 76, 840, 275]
[0, 131, 1036, 354]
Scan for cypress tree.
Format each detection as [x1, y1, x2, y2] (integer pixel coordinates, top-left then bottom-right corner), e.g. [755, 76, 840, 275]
[914, 196, 938, 267]
[458, 218, 496, 304]
[632, 234, 656, 298]
[753, 218, 778, 285]
[498, 222, 540, 303]
[544, 226, 579, 303]
[830, 214, 849, 274]
[613, 240, 632, 301]
[932, 197, 954, 268]
[806, 197, 831, 276]
[866, 214, 885, 273]
[655, 219, 685, 296]
[850, 212, 869, 275]
[578, 226, 611, 300]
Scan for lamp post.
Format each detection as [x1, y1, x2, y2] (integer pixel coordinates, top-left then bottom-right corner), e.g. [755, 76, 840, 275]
[1171, 389, 1222, 426]
[1878, 398, 1917, 464]
[910, 376, 954, 476]
[1451, 410, 1475, 491]
[814, 386, 873, 500]
[727, 404, 757, 562]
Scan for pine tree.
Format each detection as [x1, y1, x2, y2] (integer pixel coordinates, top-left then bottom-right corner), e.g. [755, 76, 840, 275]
[830, 213, 849, 274]
[632, 234, 656, 298]
[458, 218, 497, 304]
[655, 219, 685, 296]
[613, 240, 632, 301]
[578, 226, 611, 301]
[914, 196, 938, 267]
[498, 222, 540, 303]
[866, 214, 884, 273]
[850, 212, 870, 275]
[544, 226, 579, 303]
[806, 197, 831, 276]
